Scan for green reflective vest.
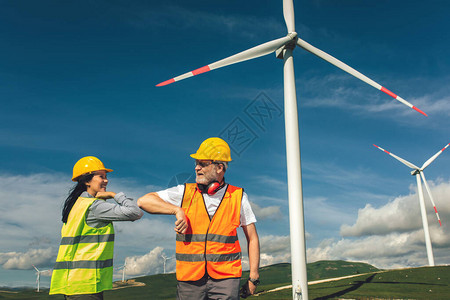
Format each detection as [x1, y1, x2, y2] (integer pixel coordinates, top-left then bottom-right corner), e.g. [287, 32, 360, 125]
[50, 197, 115, 295]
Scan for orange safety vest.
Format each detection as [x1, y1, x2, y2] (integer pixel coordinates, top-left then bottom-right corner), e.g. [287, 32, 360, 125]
[176, 183, 243, 281]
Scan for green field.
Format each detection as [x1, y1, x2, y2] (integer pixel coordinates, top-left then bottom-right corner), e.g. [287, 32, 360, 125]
[1, 261, 449, 299]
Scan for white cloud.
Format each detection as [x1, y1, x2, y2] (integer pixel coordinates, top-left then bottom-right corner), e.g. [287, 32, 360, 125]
[253, 175, 287, 191]
[0, 173, 69, 252]
[341, 180, 450, 237]
[260, 235, 291, 255]
[2, 172, 449, 282]
[241, 235, 292, 270]
[306, 231, 447, 269]
[411, 91, 450, 117]
[298, 73, 450, 123]
[253, 181, 450, 270]
[340, 200, 420, 236]
[114, 217, 176, 251]
[250, 201, 282, 220]
[305, 196, 355, 229]
[0, 172, 175, 272]
[123, 247, 174, 276]
[307, 180, 450, 269]
[40, 269, 53, 277]
[0, 248, 54, 270]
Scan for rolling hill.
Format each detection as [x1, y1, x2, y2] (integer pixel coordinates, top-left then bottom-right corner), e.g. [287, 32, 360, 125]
[1, 260, 449, 299]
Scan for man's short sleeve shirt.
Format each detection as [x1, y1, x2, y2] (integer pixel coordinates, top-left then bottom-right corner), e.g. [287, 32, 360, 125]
[157, 184, 256, 226]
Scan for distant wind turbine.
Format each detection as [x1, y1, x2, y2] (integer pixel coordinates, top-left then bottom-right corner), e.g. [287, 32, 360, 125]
[161, 254, 173, 274]
[32, 265, 48, 292]
[373, 142, 449, 266]
[156, 1, 427, 299]
[117, 261, 127, 282]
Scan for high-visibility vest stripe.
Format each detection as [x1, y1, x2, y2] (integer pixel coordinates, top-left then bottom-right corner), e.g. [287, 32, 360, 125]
[176, 183, 243, 281]
[60, 234, 115, 245]
[207, 252, 242, 262]
[53, 259, 114, 270]
[176, 233, 238, 243]
[176, 253, 204, 262]
[176, 252, 242, 262]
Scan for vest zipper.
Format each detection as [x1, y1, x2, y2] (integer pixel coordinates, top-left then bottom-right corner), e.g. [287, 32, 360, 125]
[204, 223, 211, 276]
[202, 185, 228, 277]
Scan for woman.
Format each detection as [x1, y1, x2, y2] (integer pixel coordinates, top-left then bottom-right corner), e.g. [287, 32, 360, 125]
[50, 156, 143, 299]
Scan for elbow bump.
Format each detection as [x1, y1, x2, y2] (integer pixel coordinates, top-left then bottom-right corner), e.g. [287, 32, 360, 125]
[128, 209, 144, 221]
[137, 196, 145, 208]
[137, 193, 157, 208]
[133, 204, 144, 219]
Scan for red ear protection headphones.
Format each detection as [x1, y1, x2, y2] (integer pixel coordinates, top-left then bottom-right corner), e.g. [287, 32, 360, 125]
[197, 181, 225, 195]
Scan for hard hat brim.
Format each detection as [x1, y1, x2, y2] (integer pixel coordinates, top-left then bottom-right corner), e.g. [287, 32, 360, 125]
[71, 168, 113, 182]
[190, 153, 231, 162]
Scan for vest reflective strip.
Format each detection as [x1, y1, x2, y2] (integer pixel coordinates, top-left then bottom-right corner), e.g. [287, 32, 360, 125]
[53, 259, 114, 270]
[60, 234, 115, 245]
[176, 252, 241, 262]
[176, 233, 238, 244]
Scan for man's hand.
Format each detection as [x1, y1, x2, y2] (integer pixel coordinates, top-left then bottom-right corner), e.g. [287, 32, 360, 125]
[248, 280, 258, 295]
[174, 208, 188, 234]
[95, 191, 116, 199]
[239, 281, 250, 298]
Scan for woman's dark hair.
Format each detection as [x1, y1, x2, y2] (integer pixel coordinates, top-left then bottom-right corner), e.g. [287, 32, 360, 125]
[61, 173, 94, 223]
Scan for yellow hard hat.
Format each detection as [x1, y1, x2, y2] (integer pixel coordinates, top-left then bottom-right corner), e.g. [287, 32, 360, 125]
[72, 156, 113, 181]
[190, 137, 232, 162]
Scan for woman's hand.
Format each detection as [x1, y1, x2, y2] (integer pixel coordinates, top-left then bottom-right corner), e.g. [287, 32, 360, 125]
[95, 191, 116, 199]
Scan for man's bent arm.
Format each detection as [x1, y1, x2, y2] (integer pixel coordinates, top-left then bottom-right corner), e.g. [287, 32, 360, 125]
[138, 192, 188, 234]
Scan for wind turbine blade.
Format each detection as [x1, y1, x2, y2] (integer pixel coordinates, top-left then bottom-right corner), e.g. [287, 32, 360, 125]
[421, 143, 450, 170]
[283, 0, 295, 32]
[297, 38, 427, 116]
[156, 36, 292, 86]
[32, 265, 39, 272]
[420, 172, 442, 226]
[373, 144, 420, 170]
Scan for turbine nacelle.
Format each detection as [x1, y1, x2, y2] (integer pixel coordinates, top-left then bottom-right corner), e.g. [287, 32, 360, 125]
[411, 169, 421, 176]
[276, 32, 298, 59]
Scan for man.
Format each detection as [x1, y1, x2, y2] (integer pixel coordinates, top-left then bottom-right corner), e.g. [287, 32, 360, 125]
[138, 137, 260, 300]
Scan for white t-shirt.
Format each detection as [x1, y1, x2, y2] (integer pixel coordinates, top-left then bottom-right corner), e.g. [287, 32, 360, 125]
[157, 184, 257, 226]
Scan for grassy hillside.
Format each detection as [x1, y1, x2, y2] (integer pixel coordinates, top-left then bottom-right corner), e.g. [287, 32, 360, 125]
[307, 260, 380, 280]
[252, 260, 379, 292]
[1, 261, 449, 299]
[256, 265, 450, 300]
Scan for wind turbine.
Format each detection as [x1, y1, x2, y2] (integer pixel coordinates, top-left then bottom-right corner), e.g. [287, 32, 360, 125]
[161, 253, 173, 274]
[156, 1, 427, 299]
[117, 261, 127, 282]
[373, 143, 449, 266]
[32, 265, 47, 292]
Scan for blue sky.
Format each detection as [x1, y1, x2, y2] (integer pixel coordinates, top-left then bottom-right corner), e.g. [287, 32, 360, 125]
[1, 0, 450, 289]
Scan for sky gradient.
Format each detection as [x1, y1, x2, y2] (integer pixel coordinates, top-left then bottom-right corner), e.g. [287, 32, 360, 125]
[1, 0, 450, 288]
